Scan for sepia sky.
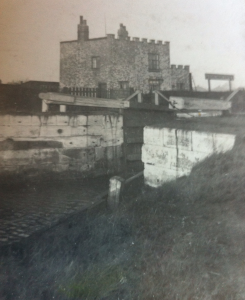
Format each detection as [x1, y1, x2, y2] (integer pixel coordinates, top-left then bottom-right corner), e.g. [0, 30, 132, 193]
[0, 0, 245, 88]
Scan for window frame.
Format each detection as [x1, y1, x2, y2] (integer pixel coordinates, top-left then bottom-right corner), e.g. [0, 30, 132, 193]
[149, 78, 163, 91]
[91, 56, 100, 69]
[118, 81, 129, 90]
[176, 82, 184, 90]
[148, 53, 160, 72]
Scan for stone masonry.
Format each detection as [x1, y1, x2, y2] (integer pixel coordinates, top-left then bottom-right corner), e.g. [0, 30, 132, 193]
[60, 16, 190, 92]
[171, 65, 190, 90]
[142, 126, 236, 187]
[0, 113, 123, 176]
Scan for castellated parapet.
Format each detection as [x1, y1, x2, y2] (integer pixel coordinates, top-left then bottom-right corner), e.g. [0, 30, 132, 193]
[171, 64, 190, 70]
[171, 65, 191, 90]
[60, 16, 190, 92]
[106, 34, 115, 40]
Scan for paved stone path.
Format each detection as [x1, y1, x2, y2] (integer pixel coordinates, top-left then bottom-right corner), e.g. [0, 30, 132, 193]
[0, 177, 108, 246]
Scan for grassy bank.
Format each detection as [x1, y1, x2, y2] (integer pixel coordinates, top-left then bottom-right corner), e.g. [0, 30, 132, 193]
[1, 117, 245, 299]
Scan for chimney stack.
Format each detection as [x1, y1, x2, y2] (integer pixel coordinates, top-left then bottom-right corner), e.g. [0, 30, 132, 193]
[78, 16, 89, 41]
[118, 24, 129, 40]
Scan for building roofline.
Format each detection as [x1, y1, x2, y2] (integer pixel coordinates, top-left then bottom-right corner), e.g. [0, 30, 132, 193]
[60, 40, 78, 43]
[88, 37, 107, 41]
[21, 81, 59, 84]
[61, 37, 107, 44]
[60, 37, 170, 46]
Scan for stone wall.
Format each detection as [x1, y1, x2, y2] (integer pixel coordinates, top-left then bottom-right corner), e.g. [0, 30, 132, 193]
[60, 36, 171, 92]
[142, 126, 236, 187]
[0, 113, 123, 175]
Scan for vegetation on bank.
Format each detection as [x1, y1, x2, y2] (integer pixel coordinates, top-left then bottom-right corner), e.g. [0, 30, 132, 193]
[1, 117, 245, 299]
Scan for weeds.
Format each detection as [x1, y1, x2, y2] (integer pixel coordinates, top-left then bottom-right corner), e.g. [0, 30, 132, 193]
[60, 264, 127, 299]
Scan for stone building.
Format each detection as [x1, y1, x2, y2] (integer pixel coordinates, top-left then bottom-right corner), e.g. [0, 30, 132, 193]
[60, 16, 191, 93]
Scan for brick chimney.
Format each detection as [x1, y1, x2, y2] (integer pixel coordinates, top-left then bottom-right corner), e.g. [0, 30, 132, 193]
[78, 16, 89, 41]
[118, 24, 129, 40]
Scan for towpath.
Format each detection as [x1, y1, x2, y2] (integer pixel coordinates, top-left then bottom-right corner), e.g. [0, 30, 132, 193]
[0, 175, 109, 246]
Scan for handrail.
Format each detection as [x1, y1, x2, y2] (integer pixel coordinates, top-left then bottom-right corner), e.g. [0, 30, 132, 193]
[155, 90, 194, 117]
[124, 90, 141, 102]
[225, 89, 241, 102]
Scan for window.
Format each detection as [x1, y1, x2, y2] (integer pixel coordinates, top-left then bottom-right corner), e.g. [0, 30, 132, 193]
[91, 56, 100, 69]
[176, 82, 184, 90]
[119, 81, 129, 89]
[149, 79, 163, 91]
[148, 53, 160, 71]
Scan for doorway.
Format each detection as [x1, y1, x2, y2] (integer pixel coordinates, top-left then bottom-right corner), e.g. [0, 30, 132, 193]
[98, 82, 107, 98]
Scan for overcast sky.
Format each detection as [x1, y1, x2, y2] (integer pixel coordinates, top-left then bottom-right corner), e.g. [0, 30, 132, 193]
[0, 0, 244, 88]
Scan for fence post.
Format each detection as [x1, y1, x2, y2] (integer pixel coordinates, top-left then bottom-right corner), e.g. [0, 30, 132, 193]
[60, 105, 66, 112]
[107, 176, 125, 211]
[154, 92, 159, 105]
[137, 92, 142, 103]
[42, 100, 48, 112]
